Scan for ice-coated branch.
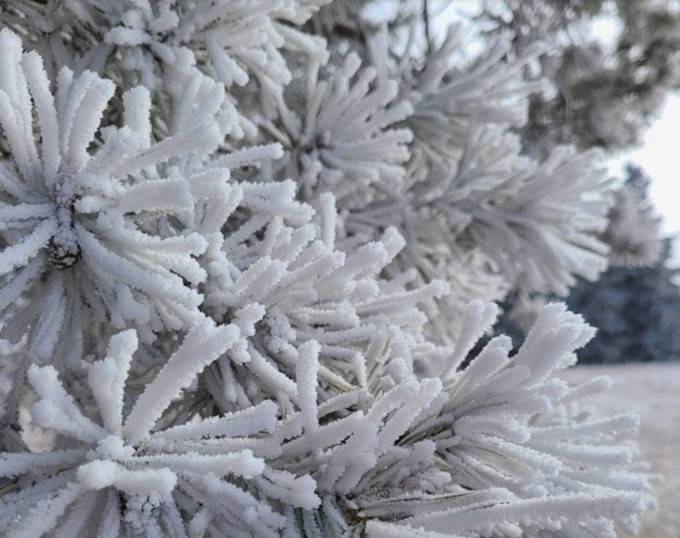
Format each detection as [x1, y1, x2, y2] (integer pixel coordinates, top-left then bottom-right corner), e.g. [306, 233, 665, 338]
[0, 325, 319, 537]
[0, 29, 223, 365]
[267, 52, 413, 206]
[0, 3, 659, 537]
[353, 125, 613, 301]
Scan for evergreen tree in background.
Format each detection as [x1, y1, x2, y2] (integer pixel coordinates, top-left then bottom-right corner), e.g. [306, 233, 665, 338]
[601, 165, 662, 268]
[568, 237, 680, 364]
[478, 0, 680, 157]
[567, 167, 680, 364]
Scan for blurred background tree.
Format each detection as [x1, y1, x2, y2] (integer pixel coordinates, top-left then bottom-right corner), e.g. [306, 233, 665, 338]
[566, 166, 680, 363]
[477, 0, 680, 157]
[567, 237, 680, 363]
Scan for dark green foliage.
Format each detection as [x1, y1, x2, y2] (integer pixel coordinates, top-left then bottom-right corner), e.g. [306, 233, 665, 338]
[492, 238, 680, 364]
[566, 238, 680, 363]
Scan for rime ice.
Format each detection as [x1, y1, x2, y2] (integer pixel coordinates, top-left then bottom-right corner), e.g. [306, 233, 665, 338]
[0, 2, 658, 536]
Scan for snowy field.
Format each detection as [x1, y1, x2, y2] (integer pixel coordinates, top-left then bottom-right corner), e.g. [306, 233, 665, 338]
[561, 363, 680, 537]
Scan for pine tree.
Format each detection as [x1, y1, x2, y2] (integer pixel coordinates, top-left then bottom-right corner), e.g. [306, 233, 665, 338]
[567, 240, 680, 364]
[0, 1, 658, 536]
[478, 0, 680, 156]
[566, 166, 679, 364]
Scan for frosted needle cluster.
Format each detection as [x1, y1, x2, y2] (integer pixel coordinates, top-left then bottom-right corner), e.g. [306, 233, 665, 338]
[0, 1, 657, 537]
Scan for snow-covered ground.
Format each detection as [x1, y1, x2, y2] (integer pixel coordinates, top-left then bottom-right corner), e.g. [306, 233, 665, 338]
[561, 363, 680, 537]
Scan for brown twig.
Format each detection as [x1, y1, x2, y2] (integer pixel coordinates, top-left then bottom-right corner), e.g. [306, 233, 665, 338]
[424, 0, 432, 54]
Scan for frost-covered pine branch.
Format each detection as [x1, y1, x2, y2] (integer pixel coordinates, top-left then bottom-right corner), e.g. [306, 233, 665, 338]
[0, 29, 212, 366]
[0, 324, 320, 538]
[398, 28, 545, 168]
[0, 2, 659, 536]
[266, 52, 413, 206]
[0, 301, 654, 536]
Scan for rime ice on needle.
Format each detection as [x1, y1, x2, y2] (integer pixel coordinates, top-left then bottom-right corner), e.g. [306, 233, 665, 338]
[105, 0, 327, 88]
[415, 127, 612, 297]
[0, 29, 216, 364]
[185, 182, 450, 412]
[353, 125, 612, 302]
[19, 0, 330, 96]
[0, 302, 655, 537]
[266, 303, 652, 536]
[359, 303, 655, 537]
[396, 28, 545, 167]
[0, 322, 319, 538]
[267, 52, 413, 207]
